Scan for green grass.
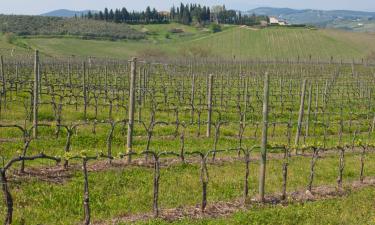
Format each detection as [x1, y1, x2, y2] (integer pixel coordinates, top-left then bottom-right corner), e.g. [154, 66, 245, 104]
[3, 152, 375, 224]
[135, 187, 375, 225]
[0, 33, 31, 58]
[21, 26, 375, 60]
[131, 23, 214, 41]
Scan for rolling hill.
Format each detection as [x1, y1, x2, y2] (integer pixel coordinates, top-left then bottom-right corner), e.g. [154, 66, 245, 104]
[247, 7, 375, 25]
[0, 15, 145, 40]
[41, 7, 375, 32]
[21, 26, 375, 61]
[40, 9, 94, 17]
[247, 7, 375, 32]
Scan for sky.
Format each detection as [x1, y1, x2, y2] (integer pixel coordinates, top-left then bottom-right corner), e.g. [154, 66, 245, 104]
[1, 0, 375, 15]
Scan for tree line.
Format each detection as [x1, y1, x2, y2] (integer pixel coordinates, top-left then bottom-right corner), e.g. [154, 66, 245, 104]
[214, 6, 269, 26]
[85, 3, 268, 26]
[86, 6, 169, 24]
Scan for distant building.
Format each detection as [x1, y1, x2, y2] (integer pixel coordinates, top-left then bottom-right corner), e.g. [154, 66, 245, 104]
[269, 17, 279, 25]
[159, 11, 170, 17]
[269, 16, 288, 26]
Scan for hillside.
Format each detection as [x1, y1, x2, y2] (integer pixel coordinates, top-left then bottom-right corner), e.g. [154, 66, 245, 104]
[0, 15, 145, 40]
[248, 7, 375, 32]
[40, 9, 94, 17]
[20, 25, 375, 61]
[248, 7, 375, 24]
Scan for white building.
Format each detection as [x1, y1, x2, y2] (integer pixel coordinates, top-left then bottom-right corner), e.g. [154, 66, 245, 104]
[269, 17, 287, 26]
[269, 17, 279, 25]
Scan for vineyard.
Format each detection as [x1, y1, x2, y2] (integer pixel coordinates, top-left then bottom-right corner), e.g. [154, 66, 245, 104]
[1, 51, 375, 225]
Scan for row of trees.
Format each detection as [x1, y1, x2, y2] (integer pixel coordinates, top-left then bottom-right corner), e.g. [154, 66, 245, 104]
[216, 9, 269, 26]
[84, 4, 268, 26]
[170, 3, 211, 25]
[87, 7, 169, 24]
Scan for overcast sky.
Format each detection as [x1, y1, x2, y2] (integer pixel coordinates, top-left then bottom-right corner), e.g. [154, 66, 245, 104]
[1, 0, 375, 15]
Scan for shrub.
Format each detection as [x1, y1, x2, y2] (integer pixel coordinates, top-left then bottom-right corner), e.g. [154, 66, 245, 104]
[366, 51, 375, 62]
[3, 32, 16, 44]
[179, 45, 213, 58]
[210, 23, 222, 33]
[169, 28, 184, 33]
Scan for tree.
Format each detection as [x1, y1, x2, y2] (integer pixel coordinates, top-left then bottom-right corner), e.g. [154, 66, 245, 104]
[145, 6, 151, 23]
[121, 7, 129, 22]
[206, 7, 211, 22]
[152, 8, 158, 23]
[182, 9, 190, 25]
[109, 9, 114, 21]
[87, 11, 93, 19]
[104, 8, 109, 21]
[114, 9, 121, 23]
[210, 23, 221, 33]
[170, 5, 176, 21]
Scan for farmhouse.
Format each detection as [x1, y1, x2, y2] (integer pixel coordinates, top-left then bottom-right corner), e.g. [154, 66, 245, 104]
[269, 16, 288, 26]
[269, 17, 279, 24]
[159, 11, 170, 17]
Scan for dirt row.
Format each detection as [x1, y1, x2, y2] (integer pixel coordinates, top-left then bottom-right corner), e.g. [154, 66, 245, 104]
[9, 147, 373, 184]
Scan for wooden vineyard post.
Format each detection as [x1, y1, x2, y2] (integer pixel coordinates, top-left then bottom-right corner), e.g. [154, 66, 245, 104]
[82, 62, 88, 120]
[259, 72, 269, 202]
[244, 78, 249, 125]
[206, 74, 213, 138]
[190, 73, 195, 124]
[143, 66, 147, 104]
[0, 55, 5, 112]
[33, 50, 39, 139]
[15, 64, 18, 94]
[127, 57, 137, 163]
[138, 66, 144, 121]
[305, 83, 312, 138]
[38, 62, 42, 102]
[82, 159, 91, 225]
[104, 65, 108, 101]
[68, 59, 72, 89]
[295, 79, 307, 154]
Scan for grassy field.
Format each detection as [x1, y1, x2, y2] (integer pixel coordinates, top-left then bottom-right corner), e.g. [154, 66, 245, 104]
[18, 25, 375, 61]
[0, 33, 32, 58]
[131, 23, 216, 41]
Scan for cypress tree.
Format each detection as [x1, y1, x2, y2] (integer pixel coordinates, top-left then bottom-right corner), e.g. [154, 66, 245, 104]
[104, 8, 109, 21]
